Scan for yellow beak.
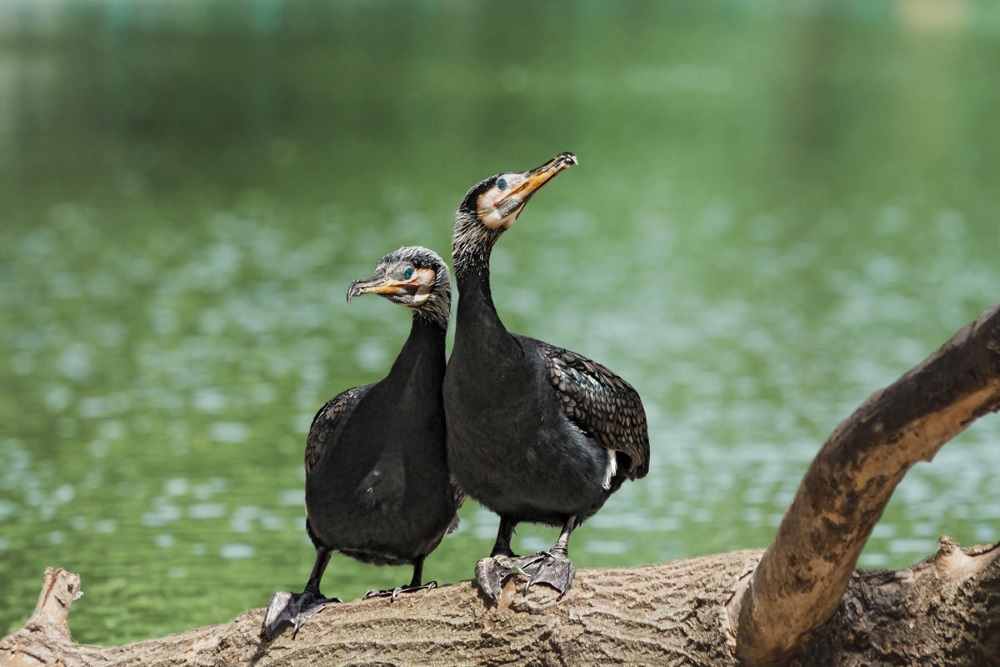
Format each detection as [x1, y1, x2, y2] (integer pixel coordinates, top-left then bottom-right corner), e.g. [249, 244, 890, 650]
[346, 274, 416, 302]
[495, 152, 578, 205]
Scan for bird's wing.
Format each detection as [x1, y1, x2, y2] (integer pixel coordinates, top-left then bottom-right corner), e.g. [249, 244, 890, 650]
[304, 384, 373, 475]
[531, 339, 650, 479]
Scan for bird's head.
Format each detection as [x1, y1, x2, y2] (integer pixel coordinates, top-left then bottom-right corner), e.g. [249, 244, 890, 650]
[458, 152, 578, 232]
[347, 246, 452, 327]
[453, 152, 577, 272]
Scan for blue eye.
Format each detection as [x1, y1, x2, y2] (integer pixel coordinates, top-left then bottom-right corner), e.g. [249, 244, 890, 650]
[403, 266, 414, 280]
[496, 177, 508, 191]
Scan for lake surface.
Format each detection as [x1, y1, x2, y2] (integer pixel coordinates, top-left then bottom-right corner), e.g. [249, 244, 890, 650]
[2, 0, 999, 645]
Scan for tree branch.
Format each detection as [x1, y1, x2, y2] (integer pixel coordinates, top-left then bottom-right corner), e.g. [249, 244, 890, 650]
[4, 543, 1000, 666]
[729, 304, 1000, 665]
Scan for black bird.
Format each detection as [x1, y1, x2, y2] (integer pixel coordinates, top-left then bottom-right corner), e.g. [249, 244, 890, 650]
[443, 153, 650, 601]
[262, 246, 459, 639]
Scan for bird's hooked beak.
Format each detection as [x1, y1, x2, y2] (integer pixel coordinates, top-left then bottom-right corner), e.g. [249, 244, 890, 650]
[495, 152, 578, 207]
[347, 272, 410, 303]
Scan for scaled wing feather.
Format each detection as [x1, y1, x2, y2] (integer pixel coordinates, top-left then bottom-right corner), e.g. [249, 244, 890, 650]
[531, 339, 650, 479]
[304, 384, 373, 475]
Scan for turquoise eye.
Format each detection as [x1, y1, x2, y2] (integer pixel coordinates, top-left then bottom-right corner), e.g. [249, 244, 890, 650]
[497, 177, 508, 190]
[403, 266, 415, 280]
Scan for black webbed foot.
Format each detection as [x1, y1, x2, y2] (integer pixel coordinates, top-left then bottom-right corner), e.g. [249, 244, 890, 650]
[475, 554, 550, 602]
[475, 555, 520, 602]
[363, 580, 438, 602]
[260, 589, 341, 640]
[521, 549, 576, 598]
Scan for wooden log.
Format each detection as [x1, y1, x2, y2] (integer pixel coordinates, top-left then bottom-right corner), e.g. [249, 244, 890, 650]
[2, 542, 999, 666]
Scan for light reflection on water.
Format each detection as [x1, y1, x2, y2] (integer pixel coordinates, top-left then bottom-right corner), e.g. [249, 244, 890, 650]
[2, 0, 1000, 646]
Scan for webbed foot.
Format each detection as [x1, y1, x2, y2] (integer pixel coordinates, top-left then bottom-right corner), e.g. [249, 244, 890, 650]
[260, 589, 340, 640]
[474, 555, 523, 602]
[475, 553, 553, 602]
[363, 580, 437, 602]
[521, 549, 576, 598]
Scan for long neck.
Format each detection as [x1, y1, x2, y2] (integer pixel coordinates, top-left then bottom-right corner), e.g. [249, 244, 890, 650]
[386, 315, 447, 387]
[456, 264, 506, 334]
[452, 211, 506, 336]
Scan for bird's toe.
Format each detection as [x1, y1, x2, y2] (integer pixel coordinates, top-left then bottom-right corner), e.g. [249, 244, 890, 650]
[260, 589, 340, 640]
[523, 551, 576, 598]
[364, 581, 438, 602]
[474, 555, 519, 602]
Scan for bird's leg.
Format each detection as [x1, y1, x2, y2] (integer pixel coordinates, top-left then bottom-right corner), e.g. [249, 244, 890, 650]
[490, 517, 518, 557]
[363, 556, 438, 602]
[260, 547, 341, 640]
[475, 518, 522, 602]
[302, 546, 334, 599]
[522, 515, 577, 597]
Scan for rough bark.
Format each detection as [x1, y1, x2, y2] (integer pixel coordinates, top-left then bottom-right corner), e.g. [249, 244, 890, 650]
[729, 304, 1000, 665]
[3, 543, 1000, 667]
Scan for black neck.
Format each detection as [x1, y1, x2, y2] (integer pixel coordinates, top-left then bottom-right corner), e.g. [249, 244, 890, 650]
[452, 209, 508, 336]
[455, 248, 505, 324]
[386, 314, 447, 384]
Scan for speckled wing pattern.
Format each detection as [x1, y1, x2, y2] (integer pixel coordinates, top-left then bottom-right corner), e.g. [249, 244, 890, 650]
[304, 384, 373, 475]
[532, 339, 650, 479]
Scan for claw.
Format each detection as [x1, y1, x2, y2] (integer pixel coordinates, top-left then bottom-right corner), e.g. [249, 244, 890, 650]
[475, 551, 577, 603]
[364, 580, 437, 602]
[260, 589, 340, 640]
[475, 556, 518, 602]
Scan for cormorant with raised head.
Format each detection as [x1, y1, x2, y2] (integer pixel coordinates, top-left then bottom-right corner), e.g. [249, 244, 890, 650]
[443, 153, 650, 601]
[262, 246, 459, 638]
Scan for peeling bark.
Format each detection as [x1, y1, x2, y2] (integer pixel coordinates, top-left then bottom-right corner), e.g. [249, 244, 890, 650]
[802, 538, 1000, 666]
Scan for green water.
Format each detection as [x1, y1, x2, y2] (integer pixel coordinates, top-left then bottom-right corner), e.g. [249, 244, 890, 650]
[2, 0, 999, 645]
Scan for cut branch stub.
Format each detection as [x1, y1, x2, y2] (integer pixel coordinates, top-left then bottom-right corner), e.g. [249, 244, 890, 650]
[27, 568, 81, 637]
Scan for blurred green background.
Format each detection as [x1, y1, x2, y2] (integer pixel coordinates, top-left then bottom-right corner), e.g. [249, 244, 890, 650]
[2, 0, 999, 645]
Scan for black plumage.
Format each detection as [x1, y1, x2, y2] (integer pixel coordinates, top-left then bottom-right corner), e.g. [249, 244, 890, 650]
[442, 153, 650, 600]
[262, 246, 459, 638]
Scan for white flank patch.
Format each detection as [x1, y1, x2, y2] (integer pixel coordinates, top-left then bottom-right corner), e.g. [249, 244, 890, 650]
[602, 449, 617, 490]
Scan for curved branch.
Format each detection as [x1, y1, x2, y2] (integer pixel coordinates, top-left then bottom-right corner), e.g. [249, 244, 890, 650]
[729, 304, 1000, 665]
